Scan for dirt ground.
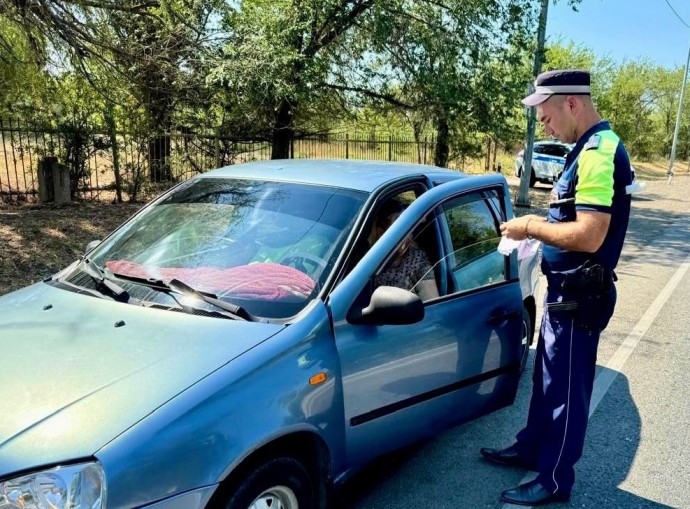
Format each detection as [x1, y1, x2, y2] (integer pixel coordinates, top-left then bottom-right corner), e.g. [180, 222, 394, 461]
[0, 163, 670, 297]
[0, 202, 142, 295]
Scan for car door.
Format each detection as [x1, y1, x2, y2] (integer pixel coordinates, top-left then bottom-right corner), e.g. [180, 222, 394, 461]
[544, 144, 567, 180]
[327, 176, 524, 468]
[532, 144, 548, 179]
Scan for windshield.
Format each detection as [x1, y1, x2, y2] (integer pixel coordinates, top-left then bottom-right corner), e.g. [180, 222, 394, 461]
[64, 178, 367, 319]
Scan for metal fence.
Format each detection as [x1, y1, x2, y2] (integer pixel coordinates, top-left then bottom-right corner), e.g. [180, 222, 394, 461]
[0, 119, 436, 202]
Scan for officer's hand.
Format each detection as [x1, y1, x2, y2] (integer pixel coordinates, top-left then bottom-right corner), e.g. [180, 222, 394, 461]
[500, 215, 542, 241]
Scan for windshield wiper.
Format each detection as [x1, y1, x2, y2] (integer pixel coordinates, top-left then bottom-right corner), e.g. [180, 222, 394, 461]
[79, 258, 132, 303]
[168, 279, 252, 321]
[110, 272, 251, 321]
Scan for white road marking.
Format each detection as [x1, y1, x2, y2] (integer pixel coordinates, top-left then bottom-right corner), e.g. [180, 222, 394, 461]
[589, 255, 690, 416]
[501, 253, 690, 509]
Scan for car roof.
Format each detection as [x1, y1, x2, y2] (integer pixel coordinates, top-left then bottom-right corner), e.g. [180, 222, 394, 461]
[200, 159, 466, 193]
[534, 140, 569, 146]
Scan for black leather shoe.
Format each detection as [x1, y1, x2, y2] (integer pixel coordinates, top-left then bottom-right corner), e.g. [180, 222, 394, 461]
[480, 444, 534, 469]
[500, 480, 571, 506]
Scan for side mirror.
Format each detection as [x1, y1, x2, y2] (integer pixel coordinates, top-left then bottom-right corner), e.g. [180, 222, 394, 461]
[348, 286, 424, 326]
[84, 239, 101, 254]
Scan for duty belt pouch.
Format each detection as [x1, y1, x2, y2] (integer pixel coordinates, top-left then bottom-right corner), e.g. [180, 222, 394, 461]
[547, 261, 616, 332]
[575, 292, 608, 332]
[546, 293, 609, 332]
[561, 260, 612, 290]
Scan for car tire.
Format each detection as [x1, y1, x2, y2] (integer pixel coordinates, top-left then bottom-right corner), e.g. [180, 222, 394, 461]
[519, 305, 533, 374]
[528, 168, 536, 188]
[222, 457, 317, 509]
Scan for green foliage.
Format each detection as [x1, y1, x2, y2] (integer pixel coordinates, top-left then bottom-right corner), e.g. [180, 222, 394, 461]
[543, 39, 690, 160]
[0, 18, 53, 117]
[0, 0, 688, 188]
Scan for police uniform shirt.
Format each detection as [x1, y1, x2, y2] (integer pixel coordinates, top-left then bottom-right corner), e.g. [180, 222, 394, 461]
[542, 120, 633, 274]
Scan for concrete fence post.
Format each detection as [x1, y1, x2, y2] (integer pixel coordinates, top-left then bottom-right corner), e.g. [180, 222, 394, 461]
[38, 157, 71, 203]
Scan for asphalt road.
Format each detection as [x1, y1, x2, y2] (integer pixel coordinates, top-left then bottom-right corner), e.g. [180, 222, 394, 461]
[339, 175, 690, 509]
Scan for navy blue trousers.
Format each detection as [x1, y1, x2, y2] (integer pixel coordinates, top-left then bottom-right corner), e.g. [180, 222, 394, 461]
[514, 281, 616, 494]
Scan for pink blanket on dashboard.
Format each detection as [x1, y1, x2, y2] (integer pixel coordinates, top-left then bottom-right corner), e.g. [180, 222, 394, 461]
[105, 260, 316, 300]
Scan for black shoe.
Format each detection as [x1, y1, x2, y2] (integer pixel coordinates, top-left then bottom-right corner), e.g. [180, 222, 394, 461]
[480, 444, 533, 469]
[500, 480, 571, 506]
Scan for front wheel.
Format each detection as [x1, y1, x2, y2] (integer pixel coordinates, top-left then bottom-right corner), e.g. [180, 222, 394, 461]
[222, 457, 317, 509]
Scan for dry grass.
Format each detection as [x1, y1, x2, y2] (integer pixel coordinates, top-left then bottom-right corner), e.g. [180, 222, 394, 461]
[0, 201, 141, 296]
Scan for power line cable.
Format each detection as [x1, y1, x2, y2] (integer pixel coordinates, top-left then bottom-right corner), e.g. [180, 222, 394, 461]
[664, 0, 690, 29]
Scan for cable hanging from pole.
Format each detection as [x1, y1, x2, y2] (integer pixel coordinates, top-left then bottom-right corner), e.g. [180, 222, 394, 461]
[664, 0, 690, 29]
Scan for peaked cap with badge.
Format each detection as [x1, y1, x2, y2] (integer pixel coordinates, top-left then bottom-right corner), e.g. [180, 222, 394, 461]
[522, 69, 591, 107]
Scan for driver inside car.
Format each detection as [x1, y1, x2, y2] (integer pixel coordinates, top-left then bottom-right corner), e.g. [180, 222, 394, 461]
[370, 199, 440, 301]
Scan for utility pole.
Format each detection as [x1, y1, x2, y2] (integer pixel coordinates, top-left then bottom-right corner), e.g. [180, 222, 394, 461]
[668, 34, 690, 185]
[516, 0, 550, 207]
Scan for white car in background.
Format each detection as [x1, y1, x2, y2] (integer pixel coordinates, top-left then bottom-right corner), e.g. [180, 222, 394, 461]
[515, 140, 573, 187]
[515, 140, 636, 188]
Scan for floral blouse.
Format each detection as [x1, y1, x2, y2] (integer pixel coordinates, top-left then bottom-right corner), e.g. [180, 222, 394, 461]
[374, 243, 435, 293]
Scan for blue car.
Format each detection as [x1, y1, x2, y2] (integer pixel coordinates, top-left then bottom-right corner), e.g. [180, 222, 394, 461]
[0, 160, 539, 509]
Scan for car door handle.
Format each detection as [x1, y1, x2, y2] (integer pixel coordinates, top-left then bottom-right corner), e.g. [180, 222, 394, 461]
[486, 309, 520, 325]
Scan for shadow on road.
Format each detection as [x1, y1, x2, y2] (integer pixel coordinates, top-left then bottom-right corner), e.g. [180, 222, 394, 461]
[335, 365, 673, 508]
[620, 204, 690, 269]
[573, 368, 674, 509]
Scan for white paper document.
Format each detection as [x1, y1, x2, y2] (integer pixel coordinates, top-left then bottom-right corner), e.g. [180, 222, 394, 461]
[497, 236, 541, 260]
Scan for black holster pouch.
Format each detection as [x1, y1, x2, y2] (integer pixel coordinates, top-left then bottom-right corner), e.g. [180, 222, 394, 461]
[560, 261, 616, 291]
[547, 261, 617, 332]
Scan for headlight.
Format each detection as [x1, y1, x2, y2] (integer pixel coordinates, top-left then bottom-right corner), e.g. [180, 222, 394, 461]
[0, 462, 106, 509]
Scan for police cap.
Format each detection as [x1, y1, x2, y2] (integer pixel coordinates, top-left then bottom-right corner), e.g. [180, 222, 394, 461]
[522, 69, 591, 107]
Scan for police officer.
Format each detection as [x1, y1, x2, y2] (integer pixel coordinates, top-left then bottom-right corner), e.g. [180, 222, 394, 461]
[481, 69, 633, 506]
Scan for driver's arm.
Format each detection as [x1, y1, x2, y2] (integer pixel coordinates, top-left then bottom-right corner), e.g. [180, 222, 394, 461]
[417, 279, 439, 301]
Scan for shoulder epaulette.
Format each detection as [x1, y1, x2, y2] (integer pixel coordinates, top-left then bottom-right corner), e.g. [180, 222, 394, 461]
[583, 134, 601, 151]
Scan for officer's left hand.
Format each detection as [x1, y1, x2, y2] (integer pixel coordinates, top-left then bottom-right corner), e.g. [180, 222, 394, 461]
[500, 214, 542, 241]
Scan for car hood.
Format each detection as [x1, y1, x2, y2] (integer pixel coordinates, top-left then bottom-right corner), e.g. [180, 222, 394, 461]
[0, 283, 285, 476]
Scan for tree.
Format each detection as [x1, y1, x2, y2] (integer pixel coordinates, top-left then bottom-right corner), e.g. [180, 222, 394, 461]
[649, 66, 687, 158]
[103, 0, 226, 180]
[0, 0, 159, 67]
[335, 0, 536, 167]
[211, 0, 375, 159]
[0, 16, 52, 117]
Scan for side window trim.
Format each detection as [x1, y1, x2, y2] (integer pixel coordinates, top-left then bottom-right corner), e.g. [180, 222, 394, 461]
[436, 187, 507, 296]
[327, 178, 431, 293]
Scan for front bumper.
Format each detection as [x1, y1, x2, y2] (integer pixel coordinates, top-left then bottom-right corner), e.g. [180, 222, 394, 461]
[139, 485, 217, 509]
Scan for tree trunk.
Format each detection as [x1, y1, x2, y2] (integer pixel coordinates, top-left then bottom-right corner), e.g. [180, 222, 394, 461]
[413, 122, 422, 164]
[148, 134, 172, 182]
[485, 138, 491, 172]
[105, 105, 123, 203]
[434, 116, 449, 168]
[272, 99, 295, 160]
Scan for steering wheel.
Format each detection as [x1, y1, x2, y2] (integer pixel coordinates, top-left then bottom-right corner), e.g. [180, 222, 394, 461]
[280, 252, 328, 275]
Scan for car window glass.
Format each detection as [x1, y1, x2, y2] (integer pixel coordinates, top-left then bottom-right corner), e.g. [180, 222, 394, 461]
[440, 191, 506, 294]
[552, 145, 566, 157]
[67, 179, 367, 319]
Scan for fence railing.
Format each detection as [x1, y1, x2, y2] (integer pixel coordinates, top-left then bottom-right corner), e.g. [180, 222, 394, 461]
[0, 119, 436, 202]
